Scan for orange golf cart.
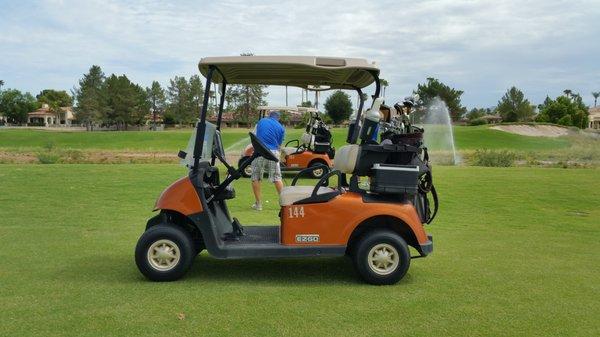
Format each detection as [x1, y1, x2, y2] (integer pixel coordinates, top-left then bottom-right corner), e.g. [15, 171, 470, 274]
[135, 56, 436, 285]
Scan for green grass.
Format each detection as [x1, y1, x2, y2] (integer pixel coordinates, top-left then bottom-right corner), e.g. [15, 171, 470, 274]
[1, 165, 598, 336]
[0, 126, 572, 153]
[452, 125, 571, 150]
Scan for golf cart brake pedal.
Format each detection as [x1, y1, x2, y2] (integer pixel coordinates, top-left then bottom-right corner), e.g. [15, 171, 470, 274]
[232, 217, 245, 236]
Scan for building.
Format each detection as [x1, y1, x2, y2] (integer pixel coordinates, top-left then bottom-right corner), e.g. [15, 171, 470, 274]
[27, 104, 75, 126]
[588, 107, 600, 130]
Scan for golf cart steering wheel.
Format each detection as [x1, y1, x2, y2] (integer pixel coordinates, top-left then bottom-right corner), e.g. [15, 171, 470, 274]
[249, 133, 279, 162]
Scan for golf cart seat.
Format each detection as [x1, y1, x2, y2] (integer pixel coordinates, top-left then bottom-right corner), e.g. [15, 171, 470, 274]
[278, 144, 359, 206]
[279, 186, 338, 206]
[281, 146, 298, 156]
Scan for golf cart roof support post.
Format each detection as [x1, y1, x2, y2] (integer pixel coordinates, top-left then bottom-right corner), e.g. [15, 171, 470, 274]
[193, 65, 215, 172]
[215, 79, 227, 131]
[371, 71, 381, 99]
[350, 87, 364, 144]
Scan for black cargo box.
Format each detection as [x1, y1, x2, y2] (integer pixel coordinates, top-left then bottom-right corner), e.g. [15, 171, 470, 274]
[370, 164, 419, 195]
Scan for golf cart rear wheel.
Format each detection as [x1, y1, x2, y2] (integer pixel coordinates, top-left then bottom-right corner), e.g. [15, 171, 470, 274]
[309, 162, 326, 179]
[135, 225, 194, 282]
[353, 230, 410, 285]
[239, 156, 253, 178]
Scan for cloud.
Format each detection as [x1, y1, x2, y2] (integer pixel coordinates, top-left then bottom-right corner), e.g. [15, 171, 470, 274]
[0, 0, 598, 108]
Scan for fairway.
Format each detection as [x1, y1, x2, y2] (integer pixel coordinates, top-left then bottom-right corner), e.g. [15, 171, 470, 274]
[1, 164, 598, 336]
[0, 125, 572, 153]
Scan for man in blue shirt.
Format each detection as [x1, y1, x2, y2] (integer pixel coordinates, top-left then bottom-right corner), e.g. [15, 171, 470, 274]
[251, 111, 285, 211]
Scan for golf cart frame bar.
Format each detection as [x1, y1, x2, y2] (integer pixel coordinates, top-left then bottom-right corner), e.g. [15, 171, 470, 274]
[193, 57, 381, 171]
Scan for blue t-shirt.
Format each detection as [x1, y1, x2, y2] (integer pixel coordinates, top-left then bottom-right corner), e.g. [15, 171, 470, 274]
[256, 117, 285, 150]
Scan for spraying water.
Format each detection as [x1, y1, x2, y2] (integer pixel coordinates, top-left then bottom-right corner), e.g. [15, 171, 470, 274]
[416, 97, 461, 165]
[221, 135, 250, 163]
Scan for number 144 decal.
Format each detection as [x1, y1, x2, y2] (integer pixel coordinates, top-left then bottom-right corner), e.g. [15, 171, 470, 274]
[288, 206, 305, 218]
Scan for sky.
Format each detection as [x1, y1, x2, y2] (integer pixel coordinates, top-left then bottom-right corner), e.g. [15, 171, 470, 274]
[1, 0, 599, 109]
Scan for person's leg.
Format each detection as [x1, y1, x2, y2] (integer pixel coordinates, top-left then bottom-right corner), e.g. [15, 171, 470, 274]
[269, 150, 284, 194]
[250, 157, 264, 210]
[274, 180, 283, 194]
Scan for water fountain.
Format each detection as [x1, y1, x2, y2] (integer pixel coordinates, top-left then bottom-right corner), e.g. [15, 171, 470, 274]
[416, 97, 461, 165]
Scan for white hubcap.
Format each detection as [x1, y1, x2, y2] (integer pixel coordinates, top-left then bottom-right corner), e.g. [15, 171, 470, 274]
[147, 239, 180, 271]
[368, 243, 399, 275]
[244, 166, 253, 176]
[313, 168, 324, 177]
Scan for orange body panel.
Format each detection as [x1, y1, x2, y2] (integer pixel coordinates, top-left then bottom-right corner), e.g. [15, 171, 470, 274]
[285, 151, 332, 168]
[154, 176, 203, 215]
[280, 192, 428, 246]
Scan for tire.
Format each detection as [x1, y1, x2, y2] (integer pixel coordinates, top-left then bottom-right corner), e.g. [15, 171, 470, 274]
[239, 156, 253, 178]
[352, 230, 411, 285]
[135, 225, 195, 282]
[309, 162, 326, 179]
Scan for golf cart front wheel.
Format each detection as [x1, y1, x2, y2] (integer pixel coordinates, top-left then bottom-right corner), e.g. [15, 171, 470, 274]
[353, 230, 410, 285]
[239, 156, 253, 178]
[135, 225, 194, 282]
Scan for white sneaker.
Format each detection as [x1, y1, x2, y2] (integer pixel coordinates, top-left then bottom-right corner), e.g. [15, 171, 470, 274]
[251, 202, 263, 211]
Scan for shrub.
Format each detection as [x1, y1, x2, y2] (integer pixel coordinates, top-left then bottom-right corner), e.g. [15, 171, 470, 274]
[471, 149, 516, 167]
[43, 141, 55, 151]
[557, 114, 573, 126]
[36, 152, 60, 164]
[468, 118, 488, 126]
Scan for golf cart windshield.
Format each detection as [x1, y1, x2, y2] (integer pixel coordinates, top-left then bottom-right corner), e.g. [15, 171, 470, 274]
[181, 122, 216, 168]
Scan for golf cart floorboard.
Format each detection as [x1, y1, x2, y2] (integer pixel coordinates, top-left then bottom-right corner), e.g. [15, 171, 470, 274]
[226, 226, 280, 245]
[218, 226, 346, 258]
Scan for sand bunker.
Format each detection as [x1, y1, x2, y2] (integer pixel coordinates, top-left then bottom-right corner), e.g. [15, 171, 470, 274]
[490, 124, 570, 138]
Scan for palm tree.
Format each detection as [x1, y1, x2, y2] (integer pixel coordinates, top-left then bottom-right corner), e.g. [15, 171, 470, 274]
[380, 78, 389, 98]
[592, 92, 600, 107]
[0, 79, 4, 91]
[563, 89, 572, 98]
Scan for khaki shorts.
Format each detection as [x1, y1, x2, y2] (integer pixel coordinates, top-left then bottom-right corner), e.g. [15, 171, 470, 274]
[251, 150, 282, 182]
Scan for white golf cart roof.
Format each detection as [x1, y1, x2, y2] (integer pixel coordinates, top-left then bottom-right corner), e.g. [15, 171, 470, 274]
[257, 106, 319, 114]
[198, 56, 379, 89]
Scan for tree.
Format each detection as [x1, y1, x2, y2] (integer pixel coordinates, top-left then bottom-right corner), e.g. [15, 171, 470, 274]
[563, 89, 572, 98]
[0, 89, 38, 124]
[414, 77, 466, 121]
[37, 89, 73, 125]
[226, 83, 267, 123]
[299, 100, 313, 108]
[188, 75, 205, 117]
[536, 93, 589, 128]
[102, 74, 149, 130]
[496, 87, 535, 122]
[0, 80, 4, 91]
[380, 78, 389, 98]
[225, 53, 267, 124]
[166, 76, 193, 126]
[592, 92, 599, 107]
[324, 90, 353, 124]
[74, 65, 106, 130]
[146, 81, 166, 130]
[466, 107, 491, 121]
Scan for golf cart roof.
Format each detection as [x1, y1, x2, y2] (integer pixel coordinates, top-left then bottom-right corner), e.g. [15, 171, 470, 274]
[257, 106, 319, 114]
[198, 56, 379, 89]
